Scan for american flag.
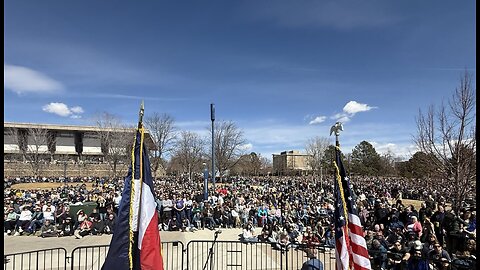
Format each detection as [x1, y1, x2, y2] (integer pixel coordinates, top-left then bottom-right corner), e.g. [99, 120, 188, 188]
[334, 176, 350, 270]
[334, 146, 371, 270]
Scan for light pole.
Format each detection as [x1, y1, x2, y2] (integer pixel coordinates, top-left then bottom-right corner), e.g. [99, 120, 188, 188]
[210, 103, 215, 192]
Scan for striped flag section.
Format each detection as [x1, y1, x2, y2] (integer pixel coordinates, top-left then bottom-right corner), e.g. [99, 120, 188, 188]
[334, 177, 350, 270]
[102, 121, 164, 270]
[334, 145, 371, 270]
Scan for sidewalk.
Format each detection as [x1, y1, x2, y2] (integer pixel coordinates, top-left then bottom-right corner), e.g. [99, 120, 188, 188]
[4, 227, 244, 254]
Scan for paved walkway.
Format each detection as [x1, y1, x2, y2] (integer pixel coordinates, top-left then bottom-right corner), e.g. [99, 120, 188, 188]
[4, 228, 336, 270]
[4, 228, 243, 254]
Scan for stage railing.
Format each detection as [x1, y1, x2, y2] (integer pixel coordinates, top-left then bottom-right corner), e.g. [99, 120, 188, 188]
[4, 247, 68, 270]
[69, 241, 184, 270]
[4, 241, 475, 270]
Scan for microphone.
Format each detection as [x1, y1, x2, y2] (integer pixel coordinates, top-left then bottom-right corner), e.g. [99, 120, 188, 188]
[214, 229, 222, 235]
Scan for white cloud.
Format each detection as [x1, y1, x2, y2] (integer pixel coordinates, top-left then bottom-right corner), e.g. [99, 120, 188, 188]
[343, 101, 376, 115]
[42, 102, 84, 118]
[70, 106, 84, 114]
[331, 113, 351, 123]
[309, 116, 327, 125]
[4, 64, 64, 94]
[369, 141, 418, 160]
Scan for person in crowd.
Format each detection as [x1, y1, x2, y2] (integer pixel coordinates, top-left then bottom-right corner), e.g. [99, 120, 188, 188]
[180, 217, 192, 232]
[91, 215, 105, 236]
[15, 205, 33, 236]
[162, 196, 173, 226]
[203, 203, 216, 230]
[173, 194, 186, 228]
[54, 202, 66, 224]
[302, 226, 320, 247]
[27, 206, 44, 235]
[407, 241, 429, 270]
[408, 215, 423, 239]
[75, 209, 88, 229]
[431, 205, 446, 246]
[97, 195, 108, 221]
[103, 213, 115, 235]
[43, 206, 55, 223]
[301, 248, 323, 270]
[42, 201, 56, 215]
[421, 234, 438, 257]
[74, 217, 93, 239]
[428, 241, 451, 270]
[167, 216, 179, 231]
[58, 216, 74, 237]
[369, 239, 387, 270]
[40, 219, 57, 238]
[387, 239, 410, 270]
[242, 222, 257, 243]
[4, 207, 18, 235]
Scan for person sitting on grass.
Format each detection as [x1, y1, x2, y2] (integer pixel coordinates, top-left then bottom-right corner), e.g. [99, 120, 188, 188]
[40, 219, 57, 238]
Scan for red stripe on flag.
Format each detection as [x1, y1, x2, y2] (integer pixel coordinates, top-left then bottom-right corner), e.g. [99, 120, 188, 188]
[348, 222, 364, 235]
[350, 241, 370, 258]
[140, 211, 164, 270]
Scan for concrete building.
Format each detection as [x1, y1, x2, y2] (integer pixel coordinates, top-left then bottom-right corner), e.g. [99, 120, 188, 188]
[4, 122, 157, 177]
[272, 150, 311, 175]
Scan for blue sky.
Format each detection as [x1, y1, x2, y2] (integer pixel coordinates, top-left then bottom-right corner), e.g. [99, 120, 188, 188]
[4, 1, 476, 161]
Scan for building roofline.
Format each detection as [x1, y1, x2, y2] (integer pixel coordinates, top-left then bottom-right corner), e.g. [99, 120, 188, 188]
[4, 122, 157, 150]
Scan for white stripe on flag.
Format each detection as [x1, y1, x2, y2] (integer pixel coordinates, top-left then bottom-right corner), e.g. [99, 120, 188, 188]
[138, 184, 156, 249]
[348, 213, 361, 225]
[352, 253, 372, 267]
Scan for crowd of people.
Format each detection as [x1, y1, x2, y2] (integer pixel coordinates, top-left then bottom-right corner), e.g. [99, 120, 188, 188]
[4, 175, 476, 269]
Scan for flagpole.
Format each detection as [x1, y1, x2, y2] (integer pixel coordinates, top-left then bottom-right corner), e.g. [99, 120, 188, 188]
[135, 101, 146, 269]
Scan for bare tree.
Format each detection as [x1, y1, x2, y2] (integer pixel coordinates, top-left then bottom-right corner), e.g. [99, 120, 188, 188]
[210, 121, 247, 177]
[173, 131, 205, 180]
[305, 136, 331, 180]
[95, 112, 134, 178]
[9, 127, 49, 178]
[144, 112, 177, 178]
[414, 71, 476, 212]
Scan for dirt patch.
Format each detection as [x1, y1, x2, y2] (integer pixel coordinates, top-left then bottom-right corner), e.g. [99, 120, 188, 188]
[10, 182, 95, 190]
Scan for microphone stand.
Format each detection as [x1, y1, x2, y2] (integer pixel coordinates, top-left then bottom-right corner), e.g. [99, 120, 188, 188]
[202, 231, 221, 270]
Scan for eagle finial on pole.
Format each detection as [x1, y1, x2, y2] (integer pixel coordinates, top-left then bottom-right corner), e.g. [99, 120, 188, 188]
[330, 122, 343, 147]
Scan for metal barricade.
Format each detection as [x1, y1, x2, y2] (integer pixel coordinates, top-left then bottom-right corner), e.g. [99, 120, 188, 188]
[4, 248, 68, 270]
[186, 240, 286, 270]
[284, 243, 336, 270]
[69, 241, 184, 270]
